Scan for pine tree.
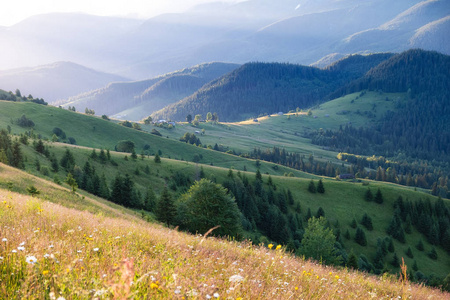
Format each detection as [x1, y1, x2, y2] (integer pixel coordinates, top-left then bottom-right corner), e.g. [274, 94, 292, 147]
[317, 179, 325, 193]
[428, 247, 438, 260]
[391, 252, 400, 267]
[347, 251, 358, 269]
[350, 218, 357, 229]
[308, 180, 316, 193]
[406, 247, 414, 258]
[155, 187, 176, 227]
[144, 187, 157, 212]
[316, 207, 325, 218]
[355, 227, 367, 246]
[388, 238, 395, 252]
[364, 188, 373, 202]
[416, 239, 424, 251]
[344, 229, 351, 240]
[361, 213, 373, 231]
[305, 208, 312, 221]
[374, 188, 384, 204]
[154, 153, 161, 163]
[412, 260, 418, 271]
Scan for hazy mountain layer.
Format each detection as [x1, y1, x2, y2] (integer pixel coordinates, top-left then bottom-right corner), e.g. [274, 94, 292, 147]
[63, 62, 239, 120]
[0, 0, 446, 79]
[0, 61, 129, 104]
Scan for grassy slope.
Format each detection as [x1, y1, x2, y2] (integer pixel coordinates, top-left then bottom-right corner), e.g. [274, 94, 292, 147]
[0, 166, 448, 299]
[0, 100, 314, 179]
[149, 91, 403, 163]
[11, 138, 450, 278]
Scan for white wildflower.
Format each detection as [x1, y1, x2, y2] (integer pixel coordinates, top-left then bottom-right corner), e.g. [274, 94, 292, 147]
[2, 238, 7, 242]
[26, 256, 38, 264]
[213, 293, 220, 298]
[93, 248, 99, 252]
[17, 246, 25, 251]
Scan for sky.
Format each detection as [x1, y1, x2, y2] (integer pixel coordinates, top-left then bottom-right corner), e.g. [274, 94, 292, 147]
[0, 0, 242, 26]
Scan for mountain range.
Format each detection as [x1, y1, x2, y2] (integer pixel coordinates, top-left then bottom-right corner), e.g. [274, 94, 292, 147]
[0, 0, 447, 80]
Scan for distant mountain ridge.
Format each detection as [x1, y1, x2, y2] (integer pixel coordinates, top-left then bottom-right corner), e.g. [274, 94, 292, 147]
[0, 0, 447, 79]
[62, 62, 240, 120]
[0, 61, 129, 103]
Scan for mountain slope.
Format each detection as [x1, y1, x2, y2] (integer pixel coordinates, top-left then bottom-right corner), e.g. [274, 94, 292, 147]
[63, 62, 239, 120]
[151, 53, 393, 122]
[0, 61, 129, 104]
[316, 49, 450, 162]
[338, 0, 450, 54]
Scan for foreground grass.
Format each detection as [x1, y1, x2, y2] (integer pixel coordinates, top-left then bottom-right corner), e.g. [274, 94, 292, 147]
[0, 188, 448, 299]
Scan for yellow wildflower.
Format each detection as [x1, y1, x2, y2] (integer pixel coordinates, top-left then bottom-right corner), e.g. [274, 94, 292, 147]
[43, 270, 49, 275]
[276, 245, 282, 250]
[268, 244, 273, 249]
[335, 275, 340, 280]
[295, 287, 299, 291]
[150, 282, 159, 289]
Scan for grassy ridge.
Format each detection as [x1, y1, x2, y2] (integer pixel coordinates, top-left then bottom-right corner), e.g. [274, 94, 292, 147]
[0, 182, 447, 299]
[0, 100, 314, 178]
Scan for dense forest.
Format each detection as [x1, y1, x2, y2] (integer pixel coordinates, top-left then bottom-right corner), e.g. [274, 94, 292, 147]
[151, 53, 394, 122]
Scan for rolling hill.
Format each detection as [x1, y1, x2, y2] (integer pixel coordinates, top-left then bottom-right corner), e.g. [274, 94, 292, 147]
[62, 62, 239, 121]
[0, 61, 130, 104]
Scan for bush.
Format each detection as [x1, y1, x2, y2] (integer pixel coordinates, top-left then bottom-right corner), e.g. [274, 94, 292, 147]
[115, 140, 135, 153]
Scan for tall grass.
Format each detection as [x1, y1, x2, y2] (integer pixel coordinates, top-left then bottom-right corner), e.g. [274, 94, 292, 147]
[0, 189, 447, 299]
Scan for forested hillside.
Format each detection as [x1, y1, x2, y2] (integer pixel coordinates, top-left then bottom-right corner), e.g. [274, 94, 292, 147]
[313, 49, 450, 162]
[151, 53, 394, 122]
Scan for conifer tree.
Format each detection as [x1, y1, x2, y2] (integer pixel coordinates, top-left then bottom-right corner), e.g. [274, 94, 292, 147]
[364, 188, 373, 202]
[355, 227, 367, 246]
[350, 218, 357, 229]
[375, 188, 384, 204]
[316, 207, 325, 218]
[317, 179, 325, 193]
[391, 252, 400, 267]
[361, 213, 373, 231]
[154, 153, 161, 163]
[347, 251, 358, 269]
[308, 180, 316, 193]
[155, 187, 176, 227]
[144, 187, 157, 212]
[406, 247, 414, 258]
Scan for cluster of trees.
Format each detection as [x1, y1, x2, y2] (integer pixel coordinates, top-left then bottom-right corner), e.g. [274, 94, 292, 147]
[0, 89, 47, 105]
[179, 132, 202, 146]
[84, 108, 95, 115]
[119, 120, 142, 131]
[311, 127, 450, 195]
[387, 196, 450, 253]
[0, 129, 24, 168]
[16, 115, 35, 128]
[246, 146, 343, 178]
